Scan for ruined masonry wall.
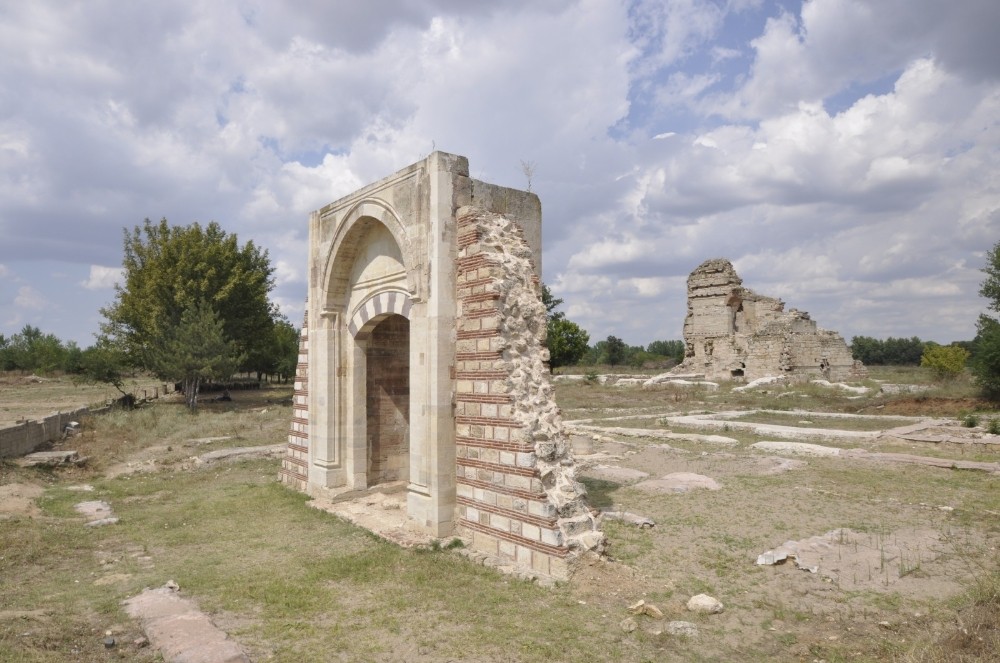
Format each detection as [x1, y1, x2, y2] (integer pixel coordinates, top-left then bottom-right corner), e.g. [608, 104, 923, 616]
[280, 311, 310, 491]
[454, 206, 603, 580]
[677, 258, 864, 383]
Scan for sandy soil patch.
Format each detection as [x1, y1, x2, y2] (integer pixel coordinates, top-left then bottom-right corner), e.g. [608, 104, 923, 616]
[0, 482, 44, 518]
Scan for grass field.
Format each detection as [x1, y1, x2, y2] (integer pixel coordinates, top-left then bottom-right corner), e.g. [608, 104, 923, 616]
[1, 371, 997, 661]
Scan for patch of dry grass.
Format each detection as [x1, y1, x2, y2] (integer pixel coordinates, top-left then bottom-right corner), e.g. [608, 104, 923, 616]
[2, 370, 998, 661]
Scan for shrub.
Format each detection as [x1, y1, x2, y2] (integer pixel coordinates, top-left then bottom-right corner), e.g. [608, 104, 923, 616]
[920, 343, 970, 381]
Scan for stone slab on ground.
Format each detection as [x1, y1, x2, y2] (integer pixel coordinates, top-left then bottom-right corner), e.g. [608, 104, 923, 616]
[195, 444, 286, 465]
[751, 441, 842, 457]
[842, 449, 1000, 473]
[581, 464, 650, 484]
[661, 431, 739, 446]
[754, 457, 808, 475]
[17, 450, 86, 467]
[756, 527, 948, 588]
[634, 472, 721, 494]
[308, 484, 436, 549]
[74, 500, 119, 527]
[732, 376, 786, 392]
[567, 423, 738, 446]
[124, 585, 249, 663]
[752, 441, 1000, 473]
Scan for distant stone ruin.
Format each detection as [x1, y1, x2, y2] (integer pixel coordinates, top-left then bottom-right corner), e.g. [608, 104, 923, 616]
[280, 152, 602, 581]
[672, 258, 864, 382]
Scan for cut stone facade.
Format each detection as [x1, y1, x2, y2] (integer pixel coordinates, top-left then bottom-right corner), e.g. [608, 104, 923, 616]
[673, 258, 865, 382]
[280, 152, 601, 580]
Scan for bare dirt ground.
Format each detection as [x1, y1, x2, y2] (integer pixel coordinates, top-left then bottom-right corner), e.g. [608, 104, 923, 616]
[1, 375, 998, 661]
[0, 373, 169, 427]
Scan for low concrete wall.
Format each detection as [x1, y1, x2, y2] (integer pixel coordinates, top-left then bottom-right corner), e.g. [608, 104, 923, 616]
[0, 382, 174, 460]
[0, 407, 94, 459]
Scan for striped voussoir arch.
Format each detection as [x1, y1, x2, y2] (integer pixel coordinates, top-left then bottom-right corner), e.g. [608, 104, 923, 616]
[348, 291, 412, 338]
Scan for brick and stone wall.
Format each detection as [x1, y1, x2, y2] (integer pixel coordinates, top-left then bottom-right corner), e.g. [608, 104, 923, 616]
[280, 311, 310, 491]
[454, 206, 603, 579]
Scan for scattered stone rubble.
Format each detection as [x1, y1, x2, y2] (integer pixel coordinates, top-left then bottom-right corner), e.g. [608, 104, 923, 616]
[668, 258, 865, 383]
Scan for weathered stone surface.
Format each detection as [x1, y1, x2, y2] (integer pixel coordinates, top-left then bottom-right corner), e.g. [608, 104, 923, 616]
[635, 473, 721, 494]
[670, 258, 865, 383]
[195, 444, 286, 465]
[74, 500, 117, 526]
[751, 441, 842, 456]
[582, 464, 650, 484]
[642, 376, 720, 390]
[665, 621, 699, 637]
[17, 450, 85, 467]
[880, 383, 931, 395]
[602, 510, 656, 528]
[687, 594, 724, 614]
[124, 585, 249, 663]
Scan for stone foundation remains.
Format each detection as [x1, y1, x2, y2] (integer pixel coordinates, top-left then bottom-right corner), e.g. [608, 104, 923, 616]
[280, 152, 601, 581]
[673, 258, 865, 382]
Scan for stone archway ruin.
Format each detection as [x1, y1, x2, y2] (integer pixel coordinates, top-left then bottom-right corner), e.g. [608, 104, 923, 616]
[280, 152, 602, 580]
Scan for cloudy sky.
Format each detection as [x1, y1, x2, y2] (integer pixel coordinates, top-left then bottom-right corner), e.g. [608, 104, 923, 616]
[1, 0, 997, 349]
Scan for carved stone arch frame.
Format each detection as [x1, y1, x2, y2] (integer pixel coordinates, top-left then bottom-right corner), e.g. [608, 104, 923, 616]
[321, 198, 419, 313]
[312, 203, 418, 495]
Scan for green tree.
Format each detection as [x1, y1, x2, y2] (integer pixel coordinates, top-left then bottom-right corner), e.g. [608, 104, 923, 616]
[972, 241, 1000, 397]
[646, 339, 685, 363]
[101, 218, 275, 373]
[269, 318, 301, 383]
[547, 318, 589, 369]
[1, 325, 70, 374]
[78, 341, 132, 400]
[604, 335, 626, 366]
[850, 336, 883, 364]
[540, 284, 590, 370]
[148, 301, 244, 411]
[541, 284, 564, 321]
[920, 343, 969, 381]
[850, 335, 925, 365]
[883, 336, 925, 365]
[973, 318, 1000, 397]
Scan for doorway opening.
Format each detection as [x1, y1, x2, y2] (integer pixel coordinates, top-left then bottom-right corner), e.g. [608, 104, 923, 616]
[365, 314, 410, 485]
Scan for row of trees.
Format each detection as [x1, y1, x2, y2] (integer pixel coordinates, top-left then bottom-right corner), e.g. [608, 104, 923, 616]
[0, 326, 83, 374]
[578, 336, 684, 368]
[542, 288, 685, 370]
[849, 336, 927, 365]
